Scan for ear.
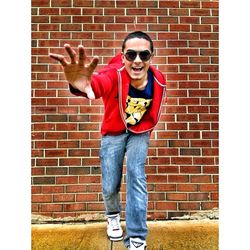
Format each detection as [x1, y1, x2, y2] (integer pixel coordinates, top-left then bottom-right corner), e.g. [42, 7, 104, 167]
[150, 53, 154, 63]
[121, 52, 125, 64]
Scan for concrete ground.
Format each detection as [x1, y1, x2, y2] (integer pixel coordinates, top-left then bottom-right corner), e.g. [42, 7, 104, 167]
[32, 220, 218, 250]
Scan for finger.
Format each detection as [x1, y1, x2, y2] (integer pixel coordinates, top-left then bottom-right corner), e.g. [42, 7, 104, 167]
[78, 45, 87, 66]
[64, 44, 77, 64]
[88, 56, 99, 72]
[49, 53, 68, 67]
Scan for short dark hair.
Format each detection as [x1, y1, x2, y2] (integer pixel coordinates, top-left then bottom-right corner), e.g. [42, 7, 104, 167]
[122, 31, 154, 53]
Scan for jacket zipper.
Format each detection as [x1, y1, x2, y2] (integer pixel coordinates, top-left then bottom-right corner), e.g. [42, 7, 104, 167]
[117, 69, 166, 134]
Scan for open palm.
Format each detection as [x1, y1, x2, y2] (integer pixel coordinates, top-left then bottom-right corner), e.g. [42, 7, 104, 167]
[49, 44, 99, 99]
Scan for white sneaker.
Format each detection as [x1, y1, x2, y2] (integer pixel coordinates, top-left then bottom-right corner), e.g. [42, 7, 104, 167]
[129, 237, 147, 249]
[107, 214, 123, 241]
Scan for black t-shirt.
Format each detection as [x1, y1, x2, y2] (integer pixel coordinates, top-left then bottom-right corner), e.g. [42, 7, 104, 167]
[125, 70, 154, 126]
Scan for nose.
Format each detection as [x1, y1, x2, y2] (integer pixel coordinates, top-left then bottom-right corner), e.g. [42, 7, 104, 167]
[134, 53, 142, 63]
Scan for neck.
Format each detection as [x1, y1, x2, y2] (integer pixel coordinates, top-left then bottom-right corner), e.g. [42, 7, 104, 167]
[131, 75, 148, 90]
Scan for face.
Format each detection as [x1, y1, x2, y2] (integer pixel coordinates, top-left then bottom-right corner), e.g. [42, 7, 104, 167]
[122, 38, 153, 83]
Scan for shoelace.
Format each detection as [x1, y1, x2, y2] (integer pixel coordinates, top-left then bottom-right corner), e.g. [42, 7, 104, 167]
[109, 216, 120, 230]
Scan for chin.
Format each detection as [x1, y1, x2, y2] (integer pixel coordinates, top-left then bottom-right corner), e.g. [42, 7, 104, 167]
[129, 70, 146, 80]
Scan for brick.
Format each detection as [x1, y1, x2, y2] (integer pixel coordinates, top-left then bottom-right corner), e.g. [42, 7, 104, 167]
[211, 193, 219, 200]
[177, 114, 198, 122]
[189, 56, 209, 64]
[202, 1, 219, 9]
[148, 193, 166, 201]
[95, 0, 115, 7]
[189, 123, 210, 131]
[104, 8, 125, 15]
[168, 40, 187, 47]
[45, 149, 67, 157]
[179, 97, 200, 105]
[202, 148, 219, 156]
[64, 203, 86, 211]
[168, 140, 189, 147]
[42, 186, 64, 194]
[170, 24, 190, 32]
[32, 16, 49, 23]
[167, 193, 187, 201]
[33, 177, 55, 185]
[72, 16, 93, 23]
[32, 0, 50, 7]
[177, 184, 198, 192]
[155, 184, 176, 192]
[147, 175, 168, 183]
[179, 48, 199, 55]
[168, 56, 188, 64]
[180, 16, 200, 24]
[203, 166, 219, 174]
[180, 149, 201, 156]
[156, 202, 177, 210]
[45, 132, 67, 139]
[59, 158, 81, 166]
[56, 123, 77, 131]
[201, 202, 218, 210]
[168, 175, 189, 183]
[159, 1, 179, 8]
[79, 176, 101, 184]
[167, 122, 187, 131]
[191, 9, 211, 16]
[66, 185, 88, 193]
[180, 65, 200, 72]
[189, 193, 209, 201]
[73, 0, 93, 7]
[200, 184, 218, 192]
[138, 0, 158, 7]
[36, 158, 58, 166]
[148, 24, 168, 31]
[179, 32, 199, 40]
[56, 176, 78, 184]
[179, 202, 200, 210]
[116, 1, 136, 7]
[87, 203, 105, 211]
[46, 166, 67, 175]
[69, 167, 90, 175]
[32, 167, 45, 175]
[51, 0, 72, 7]
[191, 175, 212, 183]
[76, 193, 98, 202]
[149, 157, 171, 166]
[53, 194, 75, 202]
[188, 106, 209, 113]
[61, 24, 82, 31]
[41, 204, 63, 212]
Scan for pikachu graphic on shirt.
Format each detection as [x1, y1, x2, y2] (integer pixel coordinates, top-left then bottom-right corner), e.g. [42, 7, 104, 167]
[125, 95, 152, 125]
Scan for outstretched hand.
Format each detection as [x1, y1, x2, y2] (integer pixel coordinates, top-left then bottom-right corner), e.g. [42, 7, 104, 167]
[49, 44, 99, 100]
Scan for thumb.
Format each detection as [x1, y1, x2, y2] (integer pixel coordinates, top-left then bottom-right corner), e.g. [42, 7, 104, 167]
[84, 85, 95, 100]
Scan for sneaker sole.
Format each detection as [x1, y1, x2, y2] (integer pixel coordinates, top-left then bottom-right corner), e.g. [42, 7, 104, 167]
[108, 235, 124, 241]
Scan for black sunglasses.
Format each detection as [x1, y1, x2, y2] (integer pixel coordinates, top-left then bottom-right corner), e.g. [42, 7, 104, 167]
[124, 50, 152, 62]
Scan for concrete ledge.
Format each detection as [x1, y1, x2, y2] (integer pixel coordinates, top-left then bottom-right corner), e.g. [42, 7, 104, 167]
[32, 220, 218, 250]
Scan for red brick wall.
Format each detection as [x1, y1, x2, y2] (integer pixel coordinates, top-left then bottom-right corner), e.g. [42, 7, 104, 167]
[31, 0, 219, 219]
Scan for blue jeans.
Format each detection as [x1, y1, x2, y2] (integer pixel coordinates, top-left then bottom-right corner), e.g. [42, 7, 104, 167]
[100, 131, 150, 246]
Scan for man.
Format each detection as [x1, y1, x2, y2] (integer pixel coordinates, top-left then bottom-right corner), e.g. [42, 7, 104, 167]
[49, 31, 166, 250]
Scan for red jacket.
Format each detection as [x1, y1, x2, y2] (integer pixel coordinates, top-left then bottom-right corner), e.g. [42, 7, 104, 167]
[70, 53, 166, 135]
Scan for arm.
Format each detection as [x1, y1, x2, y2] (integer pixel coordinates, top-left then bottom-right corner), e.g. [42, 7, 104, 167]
[49, 44, 99, 100]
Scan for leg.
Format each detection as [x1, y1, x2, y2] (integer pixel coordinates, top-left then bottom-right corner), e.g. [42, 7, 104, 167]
[100, 134, 127, 215]
[124, 132, 150, 247]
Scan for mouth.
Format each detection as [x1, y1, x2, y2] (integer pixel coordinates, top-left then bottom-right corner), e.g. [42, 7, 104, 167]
[131, 66, 144, 72]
